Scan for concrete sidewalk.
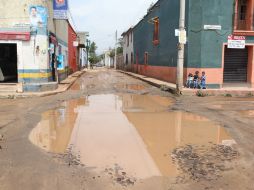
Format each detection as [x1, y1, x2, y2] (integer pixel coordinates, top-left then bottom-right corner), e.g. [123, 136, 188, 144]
[118, 70, 254, 97]
[0, 69, 86, 99]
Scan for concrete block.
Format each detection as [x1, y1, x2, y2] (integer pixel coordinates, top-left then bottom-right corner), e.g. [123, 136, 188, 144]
[23, 82, 58, 92]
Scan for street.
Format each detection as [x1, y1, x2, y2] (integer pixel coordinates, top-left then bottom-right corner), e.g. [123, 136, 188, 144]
[0, 69, 254, 190]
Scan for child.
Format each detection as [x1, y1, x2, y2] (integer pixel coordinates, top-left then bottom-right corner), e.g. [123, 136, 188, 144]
[200, 71, 206, 89]
[193, 71, 199, 89]
[186, 73, 193, 88]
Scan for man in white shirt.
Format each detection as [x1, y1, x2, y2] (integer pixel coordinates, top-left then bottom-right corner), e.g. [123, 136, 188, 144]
[30, 6, 43, 28]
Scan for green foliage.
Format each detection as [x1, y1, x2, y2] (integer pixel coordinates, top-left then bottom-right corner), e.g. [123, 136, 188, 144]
[196, 90, 207, 97]
[224, 93, 232, 97]
[89, 55, 100, 65]
[109, 49, 115, 58]
[89, 42, 97, 54]
[117, 47, 123, 54]
[87, 41, 101, 64]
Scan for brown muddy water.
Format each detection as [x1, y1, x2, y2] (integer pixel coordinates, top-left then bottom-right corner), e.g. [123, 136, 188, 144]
[240, 110, 254, 117]
[29, 94, 233, 179]
[114, 84, 147, 91]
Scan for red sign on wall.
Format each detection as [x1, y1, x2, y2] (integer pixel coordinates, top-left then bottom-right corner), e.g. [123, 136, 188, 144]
[228, 35, 246, 40]
[0, 32, 30, 41]
[228, 35, 246, 49]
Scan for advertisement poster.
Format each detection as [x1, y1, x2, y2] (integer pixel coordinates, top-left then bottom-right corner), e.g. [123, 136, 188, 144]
[228, 35, 246, 49]
[53, 0, 68, 19]
[29, 6, 48, 34]
[57, 55, 65, 70]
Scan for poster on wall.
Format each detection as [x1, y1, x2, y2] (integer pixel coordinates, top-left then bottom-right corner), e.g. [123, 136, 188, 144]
[29, 6, 48, 34]
[57, 55, 65, 70]
[53, 0, 68, 19]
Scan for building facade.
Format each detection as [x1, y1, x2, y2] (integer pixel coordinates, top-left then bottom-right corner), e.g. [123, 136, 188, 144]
[133, 0, 254, 88]
[104, 50, 114, 68]
[77, 32, 89, 69]
[122, 28, 134, 71]
[0, 0, 78, 91]
[68, 23, 78, 73]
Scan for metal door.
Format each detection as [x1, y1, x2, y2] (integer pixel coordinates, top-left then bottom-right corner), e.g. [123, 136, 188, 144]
[223, 47, 248, 83]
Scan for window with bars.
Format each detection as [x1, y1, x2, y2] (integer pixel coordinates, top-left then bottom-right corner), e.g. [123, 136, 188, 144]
[127, 34, 129, 47]
[236, 0, 253, 31]
[126, 54, 128, 65]
[153, 18, 159, 45]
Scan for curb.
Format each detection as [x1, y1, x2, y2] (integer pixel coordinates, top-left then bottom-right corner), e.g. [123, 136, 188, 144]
[0, 70, 86, 99]
[117, 70, 254, 97]
[117, 70, 177, 94]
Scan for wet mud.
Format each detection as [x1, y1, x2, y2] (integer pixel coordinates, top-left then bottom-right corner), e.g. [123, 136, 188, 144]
[172, 144, 239, 182]
[1, 69, 253, 190]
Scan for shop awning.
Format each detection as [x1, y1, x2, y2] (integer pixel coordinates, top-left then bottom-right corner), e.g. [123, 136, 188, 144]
[0, 32, 30, 41]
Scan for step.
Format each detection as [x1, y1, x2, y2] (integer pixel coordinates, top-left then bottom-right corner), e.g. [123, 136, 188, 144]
[0, 84, 17, 92]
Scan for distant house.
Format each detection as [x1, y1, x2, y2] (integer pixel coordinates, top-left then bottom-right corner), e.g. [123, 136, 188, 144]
[132, 0, 254, 88]
[122, 28, 134, 71]
[77, 32, 89, 69]
[104, 50, 114, 68]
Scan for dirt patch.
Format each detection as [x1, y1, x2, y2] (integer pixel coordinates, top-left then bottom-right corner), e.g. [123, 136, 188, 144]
[51, 146, 84, 167]
[0, 134, 4, 150]
[104, 164, 137, 187]
[171, 144, 239, 183]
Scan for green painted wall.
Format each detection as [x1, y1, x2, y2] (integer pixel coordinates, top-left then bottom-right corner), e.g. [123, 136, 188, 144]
[133, 0, 180, 67]
[134, 0, 254, 69]
[187, 0, 235, 68]
[186, 0, 254, 68]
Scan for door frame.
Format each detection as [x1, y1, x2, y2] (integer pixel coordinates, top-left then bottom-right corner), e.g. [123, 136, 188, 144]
[0, 41, 21, 83]
[222, 43, 254, 86]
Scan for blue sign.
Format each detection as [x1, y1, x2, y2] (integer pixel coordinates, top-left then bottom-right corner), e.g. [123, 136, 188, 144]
[53, 0, 68, 19]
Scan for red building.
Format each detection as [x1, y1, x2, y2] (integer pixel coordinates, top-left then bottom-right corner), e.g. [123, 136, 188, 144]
[68, 22, 78, 73]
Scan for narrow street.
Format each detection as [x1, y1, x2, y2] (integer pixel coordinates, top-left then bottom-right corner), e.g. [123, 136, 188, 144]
[0, 69, 253, 190]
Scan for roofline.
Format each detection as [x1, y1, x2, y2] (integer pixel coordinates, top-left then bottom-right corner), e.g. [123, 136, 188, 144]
[121, 27, 133, 37]
[133, 0, 161, 30]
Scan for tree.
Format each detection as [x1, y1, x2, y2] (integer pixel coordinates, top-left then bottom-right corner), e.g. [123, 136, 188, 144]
[109, 49, 115, 58]
[89, 42, 97, 54]
[88, 41, 101, 65]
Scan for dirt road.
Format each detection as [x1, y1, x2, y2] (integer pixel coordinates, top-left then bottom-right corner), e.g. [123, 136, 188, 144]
[0, 68, 253, 190]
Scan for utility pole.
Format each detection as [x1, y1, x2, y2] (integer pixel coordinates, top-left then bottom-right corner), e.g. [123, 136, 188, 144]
[86, 39, 90, 69]
[114, 30, 117, 69]
[176, 0, 186, 95]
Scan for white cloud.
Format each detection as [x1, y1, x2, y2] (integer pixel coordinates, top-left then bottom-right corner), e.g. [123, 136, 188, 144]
[69, 0, 156, 54]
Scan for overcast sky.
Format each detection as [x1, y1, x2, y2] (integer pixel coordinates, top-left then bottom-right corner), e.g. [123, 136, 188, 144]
[69, 0, 156, 54]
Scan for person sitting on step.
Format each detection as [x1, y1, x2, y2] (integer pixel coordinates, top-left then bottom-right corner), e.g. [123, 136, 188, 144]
[200, 71, 207, 89]
[193, 71, 200, 89]
[186, 73, 194, 88]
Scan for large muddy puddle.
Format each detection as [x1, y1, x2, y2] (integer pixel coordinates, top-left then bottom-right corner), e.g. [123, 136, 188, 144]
[29, 94, 233, 179]
[240, 110, 254, 117]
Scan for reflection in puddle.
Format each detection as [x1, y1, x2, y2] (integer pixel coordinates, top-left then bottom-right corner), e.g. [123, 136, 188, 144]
[115, 84, 147, 91]
[29, 94, 233, 179]
[240, 110, 254, 117]
[29, 99, 85, 153]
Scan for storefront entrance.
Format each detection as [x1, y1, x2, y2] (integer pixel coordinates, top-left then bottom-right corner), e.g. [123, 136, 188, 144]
[0, 43, 18, 83]
[223, 46, 248, 83]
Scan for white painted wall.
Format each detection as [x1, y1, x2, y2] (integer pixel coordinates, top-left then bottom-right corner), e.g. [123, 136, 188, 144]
[122, 29, 134, 71]
[104, 51, 114, 68]
[80, 48, 87, 67]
